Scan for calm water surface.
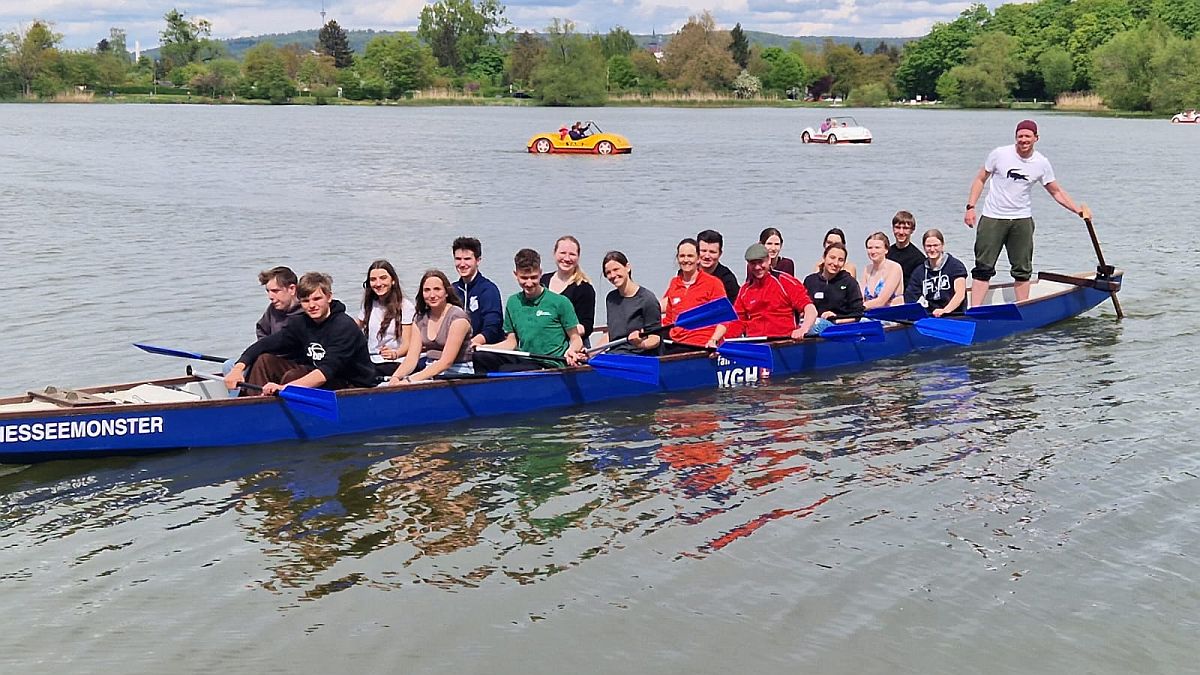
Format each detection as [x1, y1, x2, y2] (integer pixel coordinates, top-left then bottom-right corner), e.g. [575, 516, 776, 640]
[1, 104, 1198, 673]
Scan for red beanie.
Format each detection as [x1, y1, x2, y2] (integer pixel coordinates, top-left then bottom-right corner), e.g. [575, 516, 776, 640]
[1016, 119, 1038, 135]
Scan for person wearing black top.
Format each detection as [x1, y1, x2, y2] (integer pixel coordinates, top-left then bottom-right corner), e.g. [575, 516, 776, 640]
[598, 251, 662, 354]
[886, 210, 925, 284]
[803, 243, 865, 322]
[542, 235, 596, 345]
[225, 272, 377, 394]
[697, 229, 740, 302]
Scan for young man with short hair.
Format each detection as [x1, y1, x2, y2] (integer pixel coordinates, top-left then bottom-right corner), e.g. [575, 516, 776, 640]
[450, 236, 504, 346]
[710, 243, 817, 344]
[696, 229, 739, 302]
[886, 211, 925, 288]
[964, 119, 1087, 302]
[225, 272, 376, 394]
[255, 266, 302, 339]
[473, 249, 586, 373]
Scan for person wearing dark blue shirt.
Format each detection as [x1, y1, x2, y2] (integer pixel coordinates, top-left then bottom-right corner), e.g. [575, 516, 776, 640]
[451, 236, 504, 345]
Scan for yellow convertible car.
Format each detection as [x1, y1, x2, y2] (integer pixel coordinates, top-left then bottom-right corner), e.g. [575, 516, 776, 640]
[527, 121, 632, 155]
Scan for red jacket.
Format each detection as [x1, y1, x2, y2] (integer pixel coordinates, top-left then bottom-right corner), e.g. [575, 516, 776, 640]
[664, 270, 727, 346]
[726, 271, 814, 338]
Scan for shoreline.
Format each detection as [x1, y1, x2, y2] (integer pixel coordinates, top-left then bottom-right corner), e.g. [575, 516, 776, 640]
[0, 93, 1163, 118]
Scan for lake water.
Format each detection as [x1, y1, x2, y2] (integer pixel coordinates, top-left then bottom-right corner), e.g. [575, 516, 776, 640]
[1, 103, 1197, 673]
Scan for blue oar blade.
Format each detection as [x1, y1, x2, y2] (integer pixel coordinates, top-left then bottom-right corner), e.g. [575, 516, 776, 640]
[865, 303, 927, 322]
[821, 320, 886, 343]
[914, 317, 976, 346]
[717, 342, 774, 370]
[588, 353, 660, 386]
[278, 385, 340, 422]
[673, 297, 737, 331]
[134, 342, 207, 360]
[965, 303, 1023, 321]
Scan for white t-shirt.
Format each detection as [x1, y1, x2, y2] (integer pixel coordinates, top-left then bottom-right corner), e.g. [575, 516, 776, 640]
[981, 144, 1056, 219]
[358, 298, 415, 362]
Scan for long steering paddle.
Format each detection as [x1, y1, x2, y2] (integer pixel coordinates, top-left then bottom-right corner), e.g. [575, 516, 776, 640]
[474, 346, 660, 385]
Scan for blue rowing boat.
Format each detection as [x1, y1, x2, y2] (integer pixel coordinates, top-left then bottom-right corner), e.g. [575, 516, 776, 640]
[0, 271, 1121, 464]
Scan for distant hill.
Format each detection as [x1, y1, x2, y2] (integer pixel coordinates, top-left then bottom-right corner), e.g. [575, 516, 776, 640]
[143, 28, 915, 61]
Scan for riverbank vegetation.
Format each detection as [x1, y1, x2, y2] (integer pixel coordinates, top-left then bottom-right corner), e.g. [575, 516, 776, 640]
[1, 1, 1197, 113]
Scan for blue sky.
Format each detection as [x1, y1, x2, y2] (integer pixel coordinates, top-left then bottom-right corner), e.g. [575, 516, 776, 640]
[4, 0, 991, 51]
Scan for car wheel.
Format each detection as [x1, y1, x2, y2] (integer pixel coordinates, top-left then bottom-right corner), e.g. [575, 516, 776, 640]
[801, 132, 811, 143]
[596, 140, 614, 155]
[1171, 117, 1180, 124]
[533, 138, 553, 153]
[827, 134, 838, 145]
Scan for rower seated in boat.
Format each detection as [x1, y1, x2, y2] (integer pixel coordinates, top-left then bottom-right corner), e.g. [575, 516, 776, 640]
[904, 229, 968, 317]
[472, 249, 586, 373]
[710, 243, 817, 344]
[803, 242, 865, 335]
[388, 270, 475, 385]
[225, 272, 377, 394]
[598, 251, 662, 355]
[660, 238, 727, 354]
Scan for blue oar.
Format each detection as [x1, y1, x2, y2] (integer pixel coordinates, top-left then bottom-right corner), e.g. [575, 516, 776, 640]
[187, 366, 340, 422]
[965, 303, 1022, 320]
[475, 346, 660, 385]
[591, 297, 737, 354]
[714, 342, 774, 370]
[864, 306, 974, 345]
[134, 342, 228, 363]
[820, 320, 886, 342]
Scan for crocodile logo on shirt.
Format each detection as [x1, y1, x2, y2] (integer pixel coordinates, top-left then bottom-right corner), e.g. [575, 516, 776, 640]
[1006, 169, 1030, 181]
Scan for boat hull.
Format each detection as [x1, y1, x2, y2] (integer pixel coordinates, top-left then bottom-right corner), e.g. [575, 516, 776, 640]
[0, 273, 1120, 463]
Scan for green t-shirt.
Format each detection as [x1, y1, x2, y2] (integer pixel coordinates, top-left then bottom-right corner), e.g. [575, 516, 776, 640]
[502, 289, 579, 358]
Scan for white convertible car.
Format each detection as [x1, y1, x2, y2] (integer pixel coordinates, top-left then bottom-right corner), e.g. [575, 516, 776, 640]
[801, 116, 872, 144]
[1171, 110, 1198, 124]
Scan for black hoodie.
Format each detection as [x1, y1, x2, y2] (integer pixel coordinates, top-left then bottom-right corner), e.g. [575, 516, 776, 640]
[803, 269, 865, 318]
[238, 299, 376, 388]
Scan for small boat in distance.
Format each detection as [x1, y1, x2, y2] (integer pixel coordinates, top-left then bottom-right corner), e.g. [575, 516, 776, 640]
[801, 116, 872, 144]
[0, 271, 1120, 464]
[527, 121, 632, 155]
[1171, 110, 1199, 124]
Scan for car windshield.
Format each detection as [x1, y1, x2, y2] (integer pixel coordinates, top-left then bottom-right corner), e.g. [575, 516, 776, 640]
[830, 117, 858, 126]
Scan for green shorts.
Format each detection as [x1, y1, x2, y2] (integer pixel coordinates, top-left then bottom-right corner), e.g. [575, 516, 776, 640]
[972, 216, 1035, 282]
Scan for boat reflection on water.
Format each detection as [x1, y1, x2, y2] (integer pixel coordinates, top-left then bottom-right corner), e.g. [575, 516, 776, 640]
[166, 347, 1050, 599]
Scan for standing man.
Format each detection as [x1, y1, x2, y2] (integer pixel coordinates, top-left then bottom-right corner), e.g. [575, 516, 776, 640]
[964, 120, 1088, 302]
[885, 211, 925, 288]
[225, 272, 376, 393]
[473, 249, 586, 373]
[710, 243, 817, 344]
[696, 229, 740, 302]
[451, 236, 504, 347]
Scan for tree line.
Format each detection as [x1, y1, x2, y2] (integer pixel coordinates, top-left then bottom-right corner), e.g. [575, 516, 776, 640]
[2, 0, 1197, 111]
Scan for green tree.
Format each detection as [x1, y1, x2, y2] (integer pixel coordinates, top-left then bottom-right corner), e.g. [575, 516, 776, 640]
[1148, 33, 1200, 112]
[317, 20, 354, 68]
[298, 53, 338, 88]
[729, 23, 750, 69]
[1037, 46, 1074, 97]
[189, 59, 239, 97]
[1154, 0, 1200, 38]
[660, 11, 739, 92]
[359, 34, 436, 97]
[1091, 22, 1163, 110]
[3, 20, 62, 96]
[847, 82, 890, 106]
[506, 31, 544, 87]
[240, 42, 294, 102]
[607, 54, 637, 90]
[531, 19, 606, 105]
[824, 41, 863, 97]
[629, 49, 664, 91]
[417, 0, 509, 73]
[602, 26, 637, 59]
[894, 3, 990, 99]
[758, 46, 808, 93]
[159, 9, 222, 72]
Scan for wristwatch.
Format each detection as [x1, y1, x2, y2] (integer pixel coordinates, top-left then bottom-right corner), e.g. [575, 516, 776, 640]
[965, 204, 975, 210]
